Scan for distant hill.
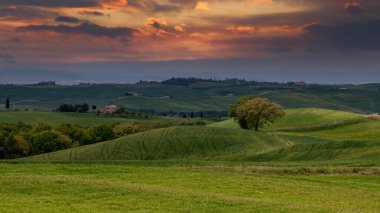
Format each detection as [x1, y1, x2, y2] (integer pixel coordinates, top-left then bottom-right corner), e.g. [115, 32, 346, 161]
[1, 78, 380, 113]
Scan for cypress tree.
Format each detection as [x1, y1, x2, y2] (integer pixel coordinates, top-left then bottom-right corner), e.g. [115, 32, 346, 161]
[5, 98, 10, 109]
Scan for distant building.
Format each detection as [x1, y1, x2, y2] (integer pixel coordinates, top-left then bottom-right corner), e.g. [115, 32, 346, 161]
[100, 105, 117, 113]
[295, 81, 306, 87]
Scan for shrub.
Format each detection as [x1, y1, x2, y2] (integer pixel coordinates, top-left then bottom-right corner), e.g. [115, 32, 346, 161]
[87, 125, 115, 144]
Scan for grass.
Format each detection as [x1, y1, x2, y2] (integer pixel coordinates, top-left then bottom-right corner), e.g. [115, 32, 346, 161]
[3, 81, 380, 113]
[22, 108, 380, 166]
[208, 108, 365, 131]
[2, 107, 380, 212]
[0, 163, 379, 212]
[0, 111, 206, 127]
[25, 126, 290, 161]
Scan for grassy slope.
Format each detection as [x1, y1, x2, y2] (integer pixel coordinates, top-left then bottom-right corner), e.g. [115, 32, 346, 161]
[23, 108, 380, 165]
[26, 126, 290, 161]
[0, 163, 379, 212]
[0, 111, 203, 126]
[208, 108, 364, 130]
[208, 108, 380, 164]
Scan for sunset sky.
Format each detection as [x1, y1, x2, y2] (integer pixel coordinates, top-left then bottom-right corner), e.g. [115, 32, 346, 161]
[0, 0, 379, 83]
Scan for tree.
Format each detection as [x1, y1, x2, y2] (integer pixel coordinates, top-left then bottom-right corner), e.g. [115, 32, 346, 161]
[5, 98, 10, 109]
[82, 103, 90, 113]
[200, 112, 203, 118]
[87, 125, 115, 144]
[30, 130, 71, 154]
[190, 111, 194, 118]
[228, 96, 253, 118]
[234, 98, 285, 131]
[92, 105, 97, 111]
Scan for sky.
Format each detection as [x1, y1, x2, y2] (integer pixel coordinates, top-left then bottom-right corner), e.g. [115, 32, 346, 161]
[0, 0, 379, 84]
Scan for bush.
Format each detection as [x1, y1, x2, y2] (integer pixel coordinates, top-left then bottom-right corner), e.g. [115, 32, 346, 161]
[55, 124, 90, 145]
[113, 123, 153, 137]
[87, 125, 115, 144]
[30, 130, 72, 154]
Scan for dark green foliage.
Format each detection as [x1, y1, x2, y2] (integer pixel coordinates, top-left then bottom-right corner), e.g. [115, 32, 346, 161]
[55, 124, 90, 146]
[5, 98, 10, 109]
[0, 122, 117, 159]
[29, 130, 71, 154]
[87, 125, 116, 144]
[56, 103, 90, 113]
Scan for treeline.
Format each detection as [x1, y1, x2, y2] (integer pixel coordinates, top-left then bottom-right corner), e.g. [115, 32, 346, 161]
[56, 103, 90, 113]
[0, 122, 154, 159]
[161, 77, 250, 86]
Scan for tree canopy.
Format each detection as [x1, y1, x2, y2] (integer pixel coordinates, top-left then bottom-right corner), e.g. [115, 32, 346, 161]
[229, 97, 285, 131]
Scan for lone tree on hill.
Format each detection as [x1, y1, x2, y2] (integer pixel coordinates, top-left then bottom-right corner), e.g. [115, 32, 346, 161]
[229, 97, 285, 131]
[5, 98, 10, 109]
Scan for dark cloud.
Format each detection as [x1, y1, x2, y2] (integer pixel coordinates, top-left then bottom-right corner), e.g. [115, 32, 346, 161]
[147, 2, 182, 13]
[303, 20, 380, 50]
[0, 0, 99, 8]
[55, 16, 82, 23]
[0, 5, 58, 19]
[17, 21, 136, 39]
[78, 10, 105, 16]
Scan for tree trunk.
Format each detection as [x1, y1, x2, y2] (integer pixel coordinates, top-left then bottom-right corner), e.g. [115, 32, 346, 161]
[255, 117, 260, 131]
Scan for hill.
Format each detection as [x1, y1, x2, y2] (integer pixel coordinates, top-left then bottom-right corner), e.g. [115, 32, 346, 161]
[208, 108, 365, 130]
[21, 108, 380, 165]
[2, 79, 380, 113]
[0, 111, 205, 126]
[25, 126, 290, 161]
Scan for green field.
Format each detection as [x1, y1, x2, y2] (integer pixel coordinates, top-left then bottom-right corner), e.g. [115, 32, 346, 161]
[0, 111, 206, 127]
[2, 108, 380, 212]
[209, 108, 365, 130]
[25, 126, 290, 161]
[2, 80, 380, 113]
[0, 163, 379, 212]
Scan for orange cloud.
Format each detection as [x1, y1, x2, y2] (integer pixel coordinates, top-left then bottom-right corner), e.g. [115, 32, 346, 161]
[252, 0, 273, 4]
[195, 1, 210, 11]
[101, 0, 128, 8]
[226, 25, 256, 33]
[174, 25, 185, 32]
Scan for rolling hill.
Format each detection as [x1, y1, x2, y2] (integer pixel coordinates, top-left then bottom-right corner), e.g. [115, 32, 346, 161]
[208, 108, 365, 130]
[26, 126, 291, 161]
[2, 79, 380, 113]
[0, 111, 205, 126]
[22, 108, 380, 165]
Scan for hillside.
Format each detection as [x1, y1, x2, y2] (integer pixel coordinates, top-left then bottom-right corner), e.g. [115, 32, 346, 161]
[22, 108, 380, 165]
[208, 108, 365, 131]
[26, 126, 290, 161]
[0, 111, 204, 126]
[2, 79, 380, 113]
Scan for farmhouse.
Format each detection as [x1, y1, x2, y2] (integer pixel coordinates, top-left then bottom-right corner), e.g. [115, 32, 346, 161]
[100, 105, 117, 113]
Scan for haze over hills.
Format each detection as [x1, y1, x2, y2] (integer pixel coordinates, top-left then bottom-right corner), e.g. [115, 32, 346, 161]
[2, 55, 380, 84]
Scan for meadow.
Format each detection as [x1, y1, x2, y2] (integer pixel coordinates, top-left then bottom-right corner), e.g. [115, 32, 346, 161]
[0, 111, 208, 127]
[1, 107, 380, 212]
[0, 163, 379, 213]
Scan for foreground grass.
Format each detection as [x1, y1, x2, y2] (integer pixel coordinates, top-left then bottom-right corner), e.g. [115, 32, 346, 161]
[0, 163, 379, 212]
